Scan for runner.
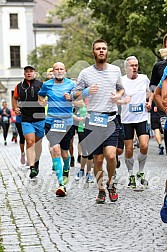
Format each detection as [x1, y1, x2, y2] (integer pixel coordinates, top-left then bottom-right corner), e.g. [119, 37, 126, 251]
[120, 56, 152, 188]
[12, 65, 45, 179]
[70, 39, 124, 203]
[38, 62, 75, 196]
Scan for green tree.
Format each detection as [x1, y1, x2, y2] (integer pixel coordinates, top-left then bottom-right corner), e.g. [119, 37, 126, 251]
[66, 0, 167, 56]
[28, 3, 100, 79]
[28, 0, 159, 78]
[27, 45, 57, 80]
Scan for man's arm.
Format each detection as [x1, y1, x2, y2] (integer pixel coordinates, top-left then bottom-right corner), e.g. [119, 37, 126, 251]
[154, 86, 166, 112]
[116, 96, 131, 105]
[12, 95, 21, 115]
[70, 71, 89, 100]
[111, 86, 125, 103]
[161, 78, 167, 108]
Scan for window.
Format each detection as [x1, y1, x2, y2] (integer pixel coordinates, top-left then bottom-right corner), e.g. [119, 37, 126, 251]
[10, 46, 20, 67]
[10, 14, 18, 29]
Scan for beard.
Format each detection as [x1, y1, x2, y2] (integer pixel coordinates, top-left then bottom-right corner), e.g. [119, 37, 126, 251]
[95, 54, 107, 63]
[54, 73, 65, 82]
[55, 77, 63, 81]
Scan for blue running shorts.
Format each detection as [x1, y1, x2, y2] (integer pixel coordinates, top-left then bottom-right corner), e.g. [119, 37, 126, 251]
[21, 120, 45, 138]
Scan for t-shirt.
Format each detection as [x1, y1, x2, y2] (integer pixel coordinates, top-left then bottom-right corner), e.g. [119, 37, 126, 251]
[38, 77, 75, 125]
[71, 63, 123, 121]
[150, 60, 167, 88]
[121, 74, 150, 124]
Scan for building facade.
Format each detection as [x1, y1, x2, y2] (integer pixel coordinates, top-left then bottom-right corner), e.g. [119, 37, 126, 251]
[0, 0, 62, 106]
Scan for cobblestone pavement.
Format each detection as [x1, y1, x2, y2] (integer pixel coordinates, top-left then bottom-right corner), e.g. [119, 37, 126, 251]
[0, 132, 167, 252]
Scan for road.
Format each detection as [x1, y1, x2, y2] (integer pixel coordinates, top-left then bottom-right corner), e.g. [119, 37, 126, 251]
[0, 132, 167, 252]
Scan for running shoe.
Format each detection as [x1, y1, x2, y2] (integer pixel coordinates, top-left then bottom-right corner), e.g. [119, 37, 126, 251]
[159, 146, 164, 155]
[29, 166, 39, 179]
[75, 170, 84, 181]
[56, 185, 67, 197]
[63, 170, 70, 185]
[96, 190, 106, 204]
[106, 183, 118, 202]
[160, 194, 167, 223]
[70, 156, 75, 167]
[4, 141, 7, 146]
[20, 152, 26, 165]
[86, 173, 94, 183]
[128, 175, 136, 188]
[136, 172, 148, 186]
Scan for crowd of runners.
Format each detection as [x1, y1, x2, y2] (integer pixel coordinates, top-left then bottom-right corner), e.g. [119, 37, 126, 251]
[1, 37, 167, 222]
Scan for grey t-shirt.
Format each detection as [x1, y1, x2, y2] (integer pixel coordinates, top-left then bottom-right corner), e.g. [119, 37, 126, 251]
[71, 63, 123, 115]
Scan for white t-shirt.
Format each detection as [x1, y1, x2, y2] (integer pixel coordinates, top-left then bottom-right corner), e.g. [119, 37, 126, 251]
[121, 74, 150, 124]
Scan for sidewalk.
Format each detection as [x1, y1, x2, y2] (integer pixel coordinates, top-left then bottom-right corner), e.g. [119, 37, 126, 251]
[0, 132, 167, 252]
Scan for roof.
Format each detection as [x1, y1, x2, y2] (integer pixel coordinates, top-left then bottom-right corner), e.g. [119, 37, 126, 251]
[33, 0, 61, 25]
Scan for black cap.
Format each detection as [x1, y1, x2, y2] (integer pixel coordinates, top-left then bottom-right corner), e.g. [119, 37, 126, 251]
[24, 65, 35, 71]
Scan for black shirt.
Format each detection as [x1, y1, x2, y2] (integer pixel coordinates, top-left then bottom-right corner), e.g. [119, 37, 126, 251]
[150, 60, 167, 87]
[16, 79, 45, 122]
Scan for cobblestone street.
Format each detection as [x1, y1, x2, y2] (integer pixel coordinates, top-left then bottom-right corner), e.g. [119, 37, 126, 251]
[0, 132, 167, 252]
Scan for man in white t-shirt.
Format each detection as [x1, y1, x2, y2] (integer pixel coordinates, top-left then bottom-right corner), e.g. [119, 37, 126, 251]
[120, 56, 152, 188]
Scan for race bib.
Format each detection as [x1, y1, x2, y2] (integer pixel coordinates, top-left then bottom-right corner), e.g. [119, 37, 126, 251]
[129, 103, 143, 113]
[2, 116, 8, 122]
[51, 119, 66, 132]
[89, 112, 108, 127]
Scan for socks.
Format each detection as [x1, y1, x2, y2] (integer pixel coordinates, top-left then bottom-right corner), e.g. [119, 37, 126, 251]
[125, 157, 134, 176]
[138, 152, 147, 173]
[52, 157, 64, 185]
[63, 155, 70, 172]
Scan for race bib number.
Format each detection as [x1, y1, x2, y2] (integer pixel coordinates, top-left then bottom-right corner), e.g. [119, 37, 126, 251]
[129, 103, 143, 113]
[51, 119, 66, 132]
[2, 116, 8, 122]
[89, 112, 108, 127]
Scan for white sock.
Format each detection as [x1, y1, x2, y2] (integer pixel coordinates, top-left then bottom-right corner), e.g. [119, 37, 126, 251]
[125, 157, 134, 176]
[138, 152, 147, 173]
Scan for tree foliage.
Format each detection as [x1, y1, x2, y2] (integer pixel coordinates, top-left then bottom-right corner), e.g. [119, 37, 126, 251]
[28, 0, 165, 79]
[28, 2, 100, 80]
[67, 0, 167, 56]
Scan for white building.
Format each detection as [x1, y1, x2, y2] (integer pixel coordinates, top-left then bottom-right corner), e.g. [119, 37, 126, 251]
[0, 0, 62, 106]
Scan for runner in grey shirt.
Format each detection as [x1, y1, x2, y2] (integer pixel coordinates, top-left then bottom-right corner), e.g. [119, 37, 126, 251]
[68, 39, 124, 204]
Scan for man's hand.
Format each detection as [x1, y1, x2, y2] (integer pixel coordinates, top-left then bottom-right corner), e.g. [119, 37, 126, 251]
[89, 84, 98, 95]
[111, 92, 122, 103]
[64, 93, 71, 101]
[14, 107, 21, 115]
[123, 96, 131, 104]
[38, 99, 48, 107]
[145, 101, 152, 111]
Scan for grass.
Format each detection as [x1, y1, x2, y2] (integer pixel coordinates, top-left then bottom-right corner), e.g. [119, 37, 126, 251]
[0, 218, 4, 252]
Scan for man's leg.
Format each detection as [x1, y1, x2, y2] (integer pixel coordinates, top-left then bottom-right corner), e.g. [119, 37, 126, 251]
[61, 149, 70, 185]
[136, 134, 149, 186]
[94, 154, 104, 190]
[34, 135, 43, 168]
[124, 139, 136, 187]
[94, 154, 106, 204]
[104, 146, 117, 185]
[24, 132, 40, 179]
[104, 146, 118, 202]
[24, 132, 36, 167]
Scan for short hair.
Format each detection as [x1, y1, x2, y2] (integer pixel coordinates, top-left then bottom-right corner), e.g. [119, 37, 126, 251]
[92, 39, 108, 50]
[124, 56, 138, 68]
[163, 34, 167, 48]
[2, 100, 6, 104]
